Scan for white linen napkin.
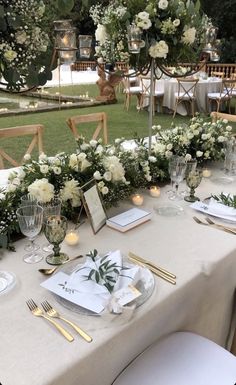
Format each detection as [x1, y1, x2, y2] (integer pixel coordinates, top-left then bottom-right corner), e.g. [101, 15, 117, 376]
[41, 250, 143, 314]
[208, 197, 236, 217]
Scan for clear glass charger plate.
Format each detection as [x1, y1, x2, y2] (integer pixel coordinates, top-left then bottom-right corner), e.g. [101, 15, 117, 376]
[154, 202, 184, 217]
[0, 271, 17, 295]
[53, 258, 155, 316]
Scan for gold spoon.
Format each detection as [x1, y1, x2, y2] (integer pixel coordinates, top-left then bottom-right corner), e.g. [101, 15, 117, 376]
[38, 255, 83, 275]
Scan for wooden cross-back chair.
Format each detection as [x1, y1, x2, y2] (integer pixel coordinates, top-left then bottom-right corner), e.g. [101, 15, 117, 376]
[173, 78, 199, 118]
[211, 71, 225, 78]
[208, 78, 235, 113]
[0, 124, 44, 169]
[67, 112, 108, 144]
[211, 111, 236, 123]
[140, 76, 164, 114]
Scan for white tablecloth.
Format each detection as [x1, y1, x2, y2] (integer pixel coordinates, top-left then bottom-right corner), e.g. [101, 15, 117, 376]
[163, 78, 222, 115]
[0, 168, 236, 385]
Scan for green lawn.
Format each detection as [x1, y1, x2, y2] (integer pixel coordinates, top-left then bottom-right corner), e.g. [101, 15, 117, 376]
[0, 84, 235, 163]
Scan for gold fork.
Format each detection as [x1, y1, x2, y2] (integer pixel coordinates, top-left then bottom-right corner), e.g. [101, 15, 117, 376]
[193, 216, 235, 235]
[26, 299, 74, 342]
[41, 300, 92, 343]
[205, 217, 236, 234]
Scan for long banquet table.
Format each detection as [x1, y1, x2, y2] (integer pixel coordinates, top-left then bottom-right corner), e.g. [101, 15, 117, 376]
[1, 168, 236, 385]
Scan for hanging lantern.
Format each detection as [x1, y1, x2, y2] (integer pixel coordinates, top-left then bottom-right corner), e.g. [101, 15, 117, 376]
[53, 20, 77, 64]
[127, 24, 145, 54]
[202, 22, 220, 62]
[78, 35, 92, 59]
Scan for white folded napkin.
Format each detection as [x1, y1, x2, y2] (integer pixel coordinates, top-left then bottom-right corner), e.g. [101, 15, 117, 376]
[208, 197, 236, 217]
[41, 250, 142, 314]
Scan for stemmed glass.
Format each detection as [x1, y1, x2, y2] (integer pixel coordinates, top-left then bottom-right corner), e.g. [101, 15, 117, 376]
[20, 193, 40, 252]
[44, 215, 69, 265]
[168, 156, 186, 201]
[184, 169, 203, 202]
[41, 198, 62, 252]
[16, 205, 43, 263]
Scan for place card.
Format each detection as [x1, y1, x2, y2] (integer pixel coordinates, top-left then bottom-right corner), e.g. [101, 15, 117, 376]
[112, 285, 141, 306]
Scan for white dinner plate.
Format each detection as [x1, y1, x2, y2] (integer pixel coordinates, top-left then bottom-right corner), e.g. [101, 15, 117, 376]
[53, 258, 155, 316]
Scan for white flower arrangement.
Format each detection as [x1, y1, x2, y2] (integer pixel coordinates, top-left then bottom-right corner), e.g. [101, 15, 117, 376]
[0, 116, 231, 250]
[152, 115, 232, 162]
[90, 0, 206, 65]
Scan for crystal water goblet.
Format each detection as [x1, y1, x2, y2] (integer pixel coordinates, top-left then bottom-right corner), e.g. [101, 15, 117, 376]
[41, 198, 62, 252]
[44, 215, 69, 265]
[20, 193, 40, 252]
[168, 156, 186, 201]
[184, 169, 203, 202]
[16, 205, 43, 263]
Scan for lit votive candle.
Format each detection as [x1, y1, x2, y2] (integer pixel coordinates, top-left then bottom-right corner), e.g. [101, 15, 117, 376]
[65, 230, 79, 246]
[132, 193, 144, 206]
[149, 186, 161, 198]
[202, 168, 212, 178]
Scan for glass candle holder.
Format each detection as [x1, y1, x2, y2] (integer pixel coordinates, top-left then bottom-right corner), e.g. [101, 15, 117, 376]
[44, 215, 69, 265]
[149, 186, 161, 198]
[131, 193, 144, 206]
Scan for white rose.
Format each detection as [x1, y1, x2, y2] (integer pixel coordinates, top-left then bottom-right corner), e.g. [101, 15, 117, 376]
[28, 178, 54, 203]
[39, 153, 48, 161]
[23, 153, 31, 161]
[149, 40, 169, 59]
[196, 151, 203, 157]
[90, 139, 97, 147]
[226, 125, 232, 131]
[40, 165, 49, 174]
[93, 171, 102, 180]
[53, 166, 61, 175]
[158, 0, 168, 9]
[148, 156, 157, 163]
[185, 154, 192, 161]
[223, 119, 228, 124]
[101, 186, 109, 195]
[77, 152, 86, 161]
[217, 136, 225, 143]
[103, 171, 112, 181]
[173, 19, 180, 27]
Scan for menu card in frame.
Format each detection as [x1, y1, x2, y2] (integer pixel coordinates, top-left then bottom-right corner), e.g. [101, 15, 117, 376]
[80, 179, 107, 234]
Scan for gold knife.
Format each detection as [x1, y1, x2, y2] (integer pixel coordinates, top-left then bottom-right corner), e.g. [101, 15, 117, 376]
[128, 255, 176, 285]
[129, 252, 176, 279]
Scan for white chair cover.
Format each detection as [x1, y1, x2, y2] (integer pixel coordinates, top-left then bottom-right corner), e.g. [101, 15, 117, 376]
[112, 332, 236, 385]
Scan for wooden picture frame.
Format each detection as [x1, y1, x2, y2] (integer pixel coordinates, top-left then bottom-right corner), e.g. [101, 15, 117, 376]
[79, 179, 107, 234]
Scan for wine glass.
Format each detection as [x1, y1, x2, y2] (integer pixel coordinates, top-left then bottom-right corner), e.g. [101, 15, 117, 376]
[179, 159, 198, 197]
[44, 215, 69, 265]
[16, 205, 43, 263]
[184, 169, 203, 202]
[168, 156, 186, 201]
[20, 193, 40, 252]
[41, 198, 62, 252]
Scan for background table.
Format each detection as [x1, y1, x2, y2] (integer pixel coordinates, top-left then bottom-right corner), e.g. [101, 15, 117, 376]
[163, 77, 222, 115]
[0, 168, 236, 385]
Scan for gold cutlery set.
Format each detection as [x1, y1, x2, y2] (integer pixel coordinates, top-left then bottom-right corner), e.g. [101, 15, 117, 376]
[193, 216, 236, 235]
[26, 298, 92, 343]
[128, 252, 176, 285]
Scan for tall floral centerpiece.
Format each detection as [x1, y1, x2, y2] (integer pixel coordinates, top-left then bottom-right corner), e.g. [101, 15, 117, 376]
[90, 0, 207, 71]
[0, 0, 74, 90]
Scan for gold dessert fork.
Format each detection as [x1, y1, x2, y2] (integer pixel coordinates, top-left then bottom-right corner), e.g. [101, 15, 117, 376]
[26, 299, 74, 342]
[193, 216, 235, 235]
[41, 300, 92, 343]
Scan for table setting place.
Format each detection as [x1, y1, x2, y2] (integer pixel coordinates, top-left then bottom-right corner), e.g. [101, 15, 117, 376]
[11, 248, 174, 342]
